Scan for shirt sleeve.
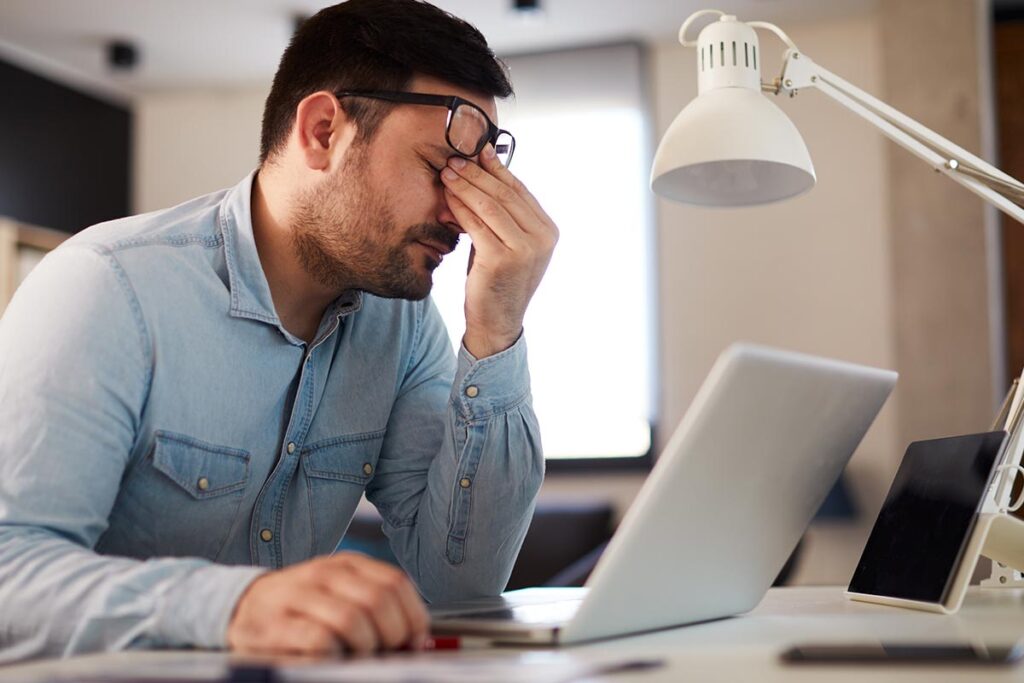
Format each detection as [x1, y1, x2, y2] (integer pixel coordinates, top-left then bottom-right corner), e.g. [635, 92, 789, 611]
[0, 245, 265, 662]
[365, 299, 545, 603]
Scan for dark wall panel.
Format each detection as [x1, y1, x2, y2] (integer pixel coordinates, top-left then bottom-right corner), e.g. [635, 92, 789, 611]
[0, 59, 131, 234]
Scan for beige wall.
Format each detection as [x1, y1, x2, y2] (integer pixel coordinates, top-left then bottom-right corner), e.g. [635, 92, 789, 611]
[134, 88, 268, 213]
[131, 2, 997, 584]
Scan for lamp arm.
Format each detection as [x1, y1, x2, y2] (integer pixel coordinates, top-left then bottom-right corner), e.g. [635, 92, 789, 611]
[774, 49, 1024, 225]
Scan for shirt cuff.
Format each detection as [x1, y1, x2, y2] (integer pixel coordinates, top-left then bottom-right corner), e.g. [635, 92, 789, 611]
[155, 563, 268, 649]
[451, 332, 531, 421]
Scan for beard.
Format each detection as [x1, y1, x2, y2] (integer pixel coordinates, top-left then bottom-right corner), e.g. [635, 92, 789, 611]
[290, 146, 459, 301]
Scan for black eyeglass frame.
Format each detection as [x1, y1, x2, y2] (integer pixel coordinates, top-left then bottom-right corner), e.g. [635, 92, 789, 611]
[334, 90, 515, 165]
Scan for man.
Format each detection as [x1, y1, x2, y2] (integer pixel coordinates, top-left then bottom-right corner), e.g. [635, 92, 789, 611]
[0, 0, 556, 660]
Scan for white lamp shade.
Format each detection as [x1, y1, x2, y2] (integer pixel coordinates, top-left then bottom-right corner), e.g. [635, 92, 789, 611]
[651, 87, 816, 207]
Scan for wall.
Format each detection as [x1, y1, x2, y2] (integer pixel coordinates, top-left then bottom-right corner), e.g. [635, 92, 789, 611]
[134, 87, 267, 212]
[130, 2, 997, 585]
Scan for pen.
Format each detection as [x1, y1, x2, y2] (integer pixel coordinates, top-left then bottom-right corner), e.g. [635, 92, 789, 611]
[424, 635, 491, 650]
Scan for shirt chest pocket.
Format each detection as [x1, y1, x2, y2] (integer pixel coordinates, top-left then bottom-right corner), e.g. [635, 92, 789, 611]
[152, 432, 250, 499]
[102, 431, 251, 562]
[301, 431, 384, 555]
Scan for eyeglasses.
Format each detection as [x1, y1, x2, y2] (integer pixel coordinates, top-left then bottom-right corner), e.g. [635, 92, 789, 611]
[335, 90, 516, 167]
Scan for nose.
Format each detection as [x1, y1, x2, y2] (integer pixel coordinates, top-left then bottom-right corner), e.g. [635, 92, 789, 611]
[437, 195, 464, 234]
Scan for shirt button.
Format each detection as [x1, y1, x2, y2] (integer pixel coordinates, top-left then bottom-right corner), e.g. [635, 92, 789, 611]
[465, 386, 479, 398]
[260, 529, 273, 542]
[460, 477, 472, 489]
[286, 442, 296, 454]
[197, 477, 210, 491]
[363, 463, 373, 475]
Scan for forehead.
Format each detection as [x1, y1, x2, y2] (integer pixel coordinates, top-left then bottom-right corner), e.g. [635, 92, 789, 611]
[406, 74, 499, 125]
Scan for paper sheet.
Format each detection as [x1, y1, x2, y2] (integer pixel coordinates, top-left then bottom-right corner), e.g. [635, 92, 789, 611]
[46, 651, 663, 683]
[279, 651, 659, 683]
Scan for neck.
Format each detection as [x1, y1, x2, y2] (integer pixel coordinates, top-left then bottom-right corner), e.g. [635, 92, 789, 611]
[251, 166, 343, 344]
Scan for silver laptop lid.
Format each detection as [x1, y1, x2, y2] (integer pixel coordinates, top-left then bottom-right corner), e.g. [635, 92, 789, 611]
[561, 343, 896, 643]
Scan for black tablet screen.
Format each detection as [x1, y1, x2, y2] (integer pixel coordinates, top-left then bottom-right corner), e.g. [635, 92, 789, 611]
[847, 431, 1006, 604]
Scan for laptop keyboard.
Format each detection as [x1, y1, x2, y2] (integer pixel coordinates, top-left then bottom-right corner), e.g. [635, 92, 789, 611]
[446, 599, 583, 625]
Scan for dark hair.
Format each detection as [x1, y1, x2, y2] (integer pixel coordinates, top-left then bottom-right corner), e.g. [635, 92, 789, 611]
[259, 0, 513, 165]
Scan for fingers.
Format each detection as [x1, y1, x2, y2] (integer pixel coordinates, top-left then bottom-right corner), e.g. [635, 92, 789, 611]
[230, 611, 341, 656]
[471, 144, 558, 232]
[271, 616, 342, 656]
[289, 587, 379, 654]
[444, 189, 507, 252]
[226, 554, 429, 657]
[344, 555, 430, 648]
[314, 569, 409, 650]
[441, 165, 525, 249]
[441, 147, 559, 259]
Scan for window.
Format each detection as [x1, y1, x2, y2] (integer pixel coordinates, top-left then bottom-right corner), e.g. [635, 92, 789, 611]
[431, 44, 657, 466]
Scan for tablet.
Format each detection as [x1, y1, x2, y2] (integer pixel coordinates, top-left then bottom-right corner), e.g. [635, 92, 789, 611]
[847, 431, 1007, 610]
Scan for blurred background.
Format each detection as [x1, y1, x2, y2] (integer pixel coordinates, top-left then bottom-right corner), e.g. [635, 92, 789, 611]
[1, 0, 1022, 587]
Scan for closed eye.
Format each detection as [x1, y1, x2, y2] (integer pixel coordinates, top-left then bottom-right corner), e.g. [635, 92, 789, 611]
[425, 159, 444, 184]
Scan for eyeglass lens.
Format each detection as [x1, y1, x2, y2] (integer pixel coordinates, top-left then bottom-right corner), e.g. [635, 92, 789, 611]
[448, 103, 514, 167]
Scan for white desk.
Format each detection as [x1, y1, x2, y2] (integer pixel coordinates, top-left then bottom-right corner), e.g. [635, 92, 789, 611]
[5, 586, 1024, 682]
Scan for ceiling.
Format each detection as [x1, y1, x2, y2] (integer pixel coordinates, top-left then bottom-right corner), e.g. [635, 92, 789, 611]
[0, 0, 875, 100]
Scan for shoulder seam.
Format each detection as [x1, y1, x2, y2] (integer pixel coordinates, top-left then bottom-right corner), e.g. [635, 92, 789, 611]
[75, 244, 155, 404]
[102, 233, 224, 253]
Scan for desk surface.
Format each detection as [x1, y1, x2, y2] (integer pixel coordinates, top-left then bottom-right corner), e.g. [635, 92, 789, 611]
[5, 586, 1024, 682]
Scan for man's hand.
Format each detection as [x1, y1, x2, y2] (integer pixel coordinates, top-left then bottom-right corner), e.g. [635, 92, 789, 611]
[441, 144, 558, 359]
[227, 553, 429, 656]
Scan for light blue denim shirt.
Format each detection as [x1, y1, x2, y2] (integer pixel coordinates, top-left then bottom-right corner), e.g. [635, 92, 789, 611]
[0, 172, 544, 661]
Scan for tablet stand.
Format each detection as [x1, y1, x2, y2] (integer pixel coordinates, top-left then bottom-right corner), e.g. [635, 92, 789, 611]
[981, 380, 1024, 588]
[978, 513, 1024, 588]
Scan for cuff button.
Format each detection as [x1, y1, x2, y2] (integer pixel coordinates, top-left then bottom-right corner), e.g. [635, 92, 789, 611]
[363, 462, 374, 475]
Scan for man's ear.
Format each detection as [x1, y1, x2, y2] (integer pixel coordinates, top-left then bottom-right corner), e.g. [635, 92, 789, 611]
[293, 91, 355, 171]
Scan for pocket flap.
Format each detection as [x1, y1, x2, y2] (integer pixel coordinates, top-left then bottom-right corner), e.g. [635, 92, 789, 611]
[303, 432, 385, 484]
[152, 431, 250, 499]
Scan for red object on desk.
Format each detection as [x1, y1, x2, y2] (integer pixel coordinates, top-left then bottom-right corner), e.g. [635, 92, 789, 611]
[424, 636, 462, 650]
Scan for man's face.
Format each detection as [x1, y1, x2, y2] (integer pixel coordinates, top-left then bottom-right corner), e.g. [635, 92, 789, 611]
[290, 75, 499, 301]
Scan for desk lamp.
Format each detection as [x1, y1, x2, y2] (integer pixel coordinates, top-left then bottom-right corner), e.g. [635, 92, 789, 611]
[651, 9, 1024, 222]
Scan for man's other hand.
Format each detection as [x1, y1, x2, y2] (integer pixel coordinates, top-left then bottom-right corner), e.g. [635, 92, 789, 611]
[440, 144, 558, 359]
[226, 553, 430, 655]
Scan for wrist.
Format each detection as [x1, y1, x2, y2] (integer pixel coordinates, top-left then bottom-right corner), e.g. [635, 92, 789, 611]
[462, 327, 522, 360]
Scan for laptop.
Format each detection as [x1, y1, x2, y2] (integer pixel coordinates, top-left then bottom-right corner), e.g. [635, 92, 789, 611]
[429, 343, 897, 645]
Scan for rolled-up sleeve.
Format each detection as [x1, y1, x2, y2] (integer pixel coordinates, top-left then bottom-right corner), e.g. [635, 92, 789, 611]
[366, 299, 544, 602]
[0, 246, 264, 661]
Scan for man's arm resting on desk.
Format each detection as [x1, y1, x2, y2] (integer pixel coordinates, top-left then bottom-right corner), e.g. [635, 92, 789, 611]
[0, 248, 431, 660]
[0, 247, 267, 660]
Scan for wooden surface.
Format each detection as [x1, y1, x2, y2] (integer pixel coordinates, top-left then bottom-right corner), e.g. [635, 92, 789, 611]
[997, 21, 1024, 387]
[0, 217, 66, 314]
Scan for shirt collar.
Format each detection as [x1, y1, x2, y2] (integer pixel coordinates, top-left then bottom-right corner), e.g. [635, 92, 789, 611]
[218, 170, 363, 328]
